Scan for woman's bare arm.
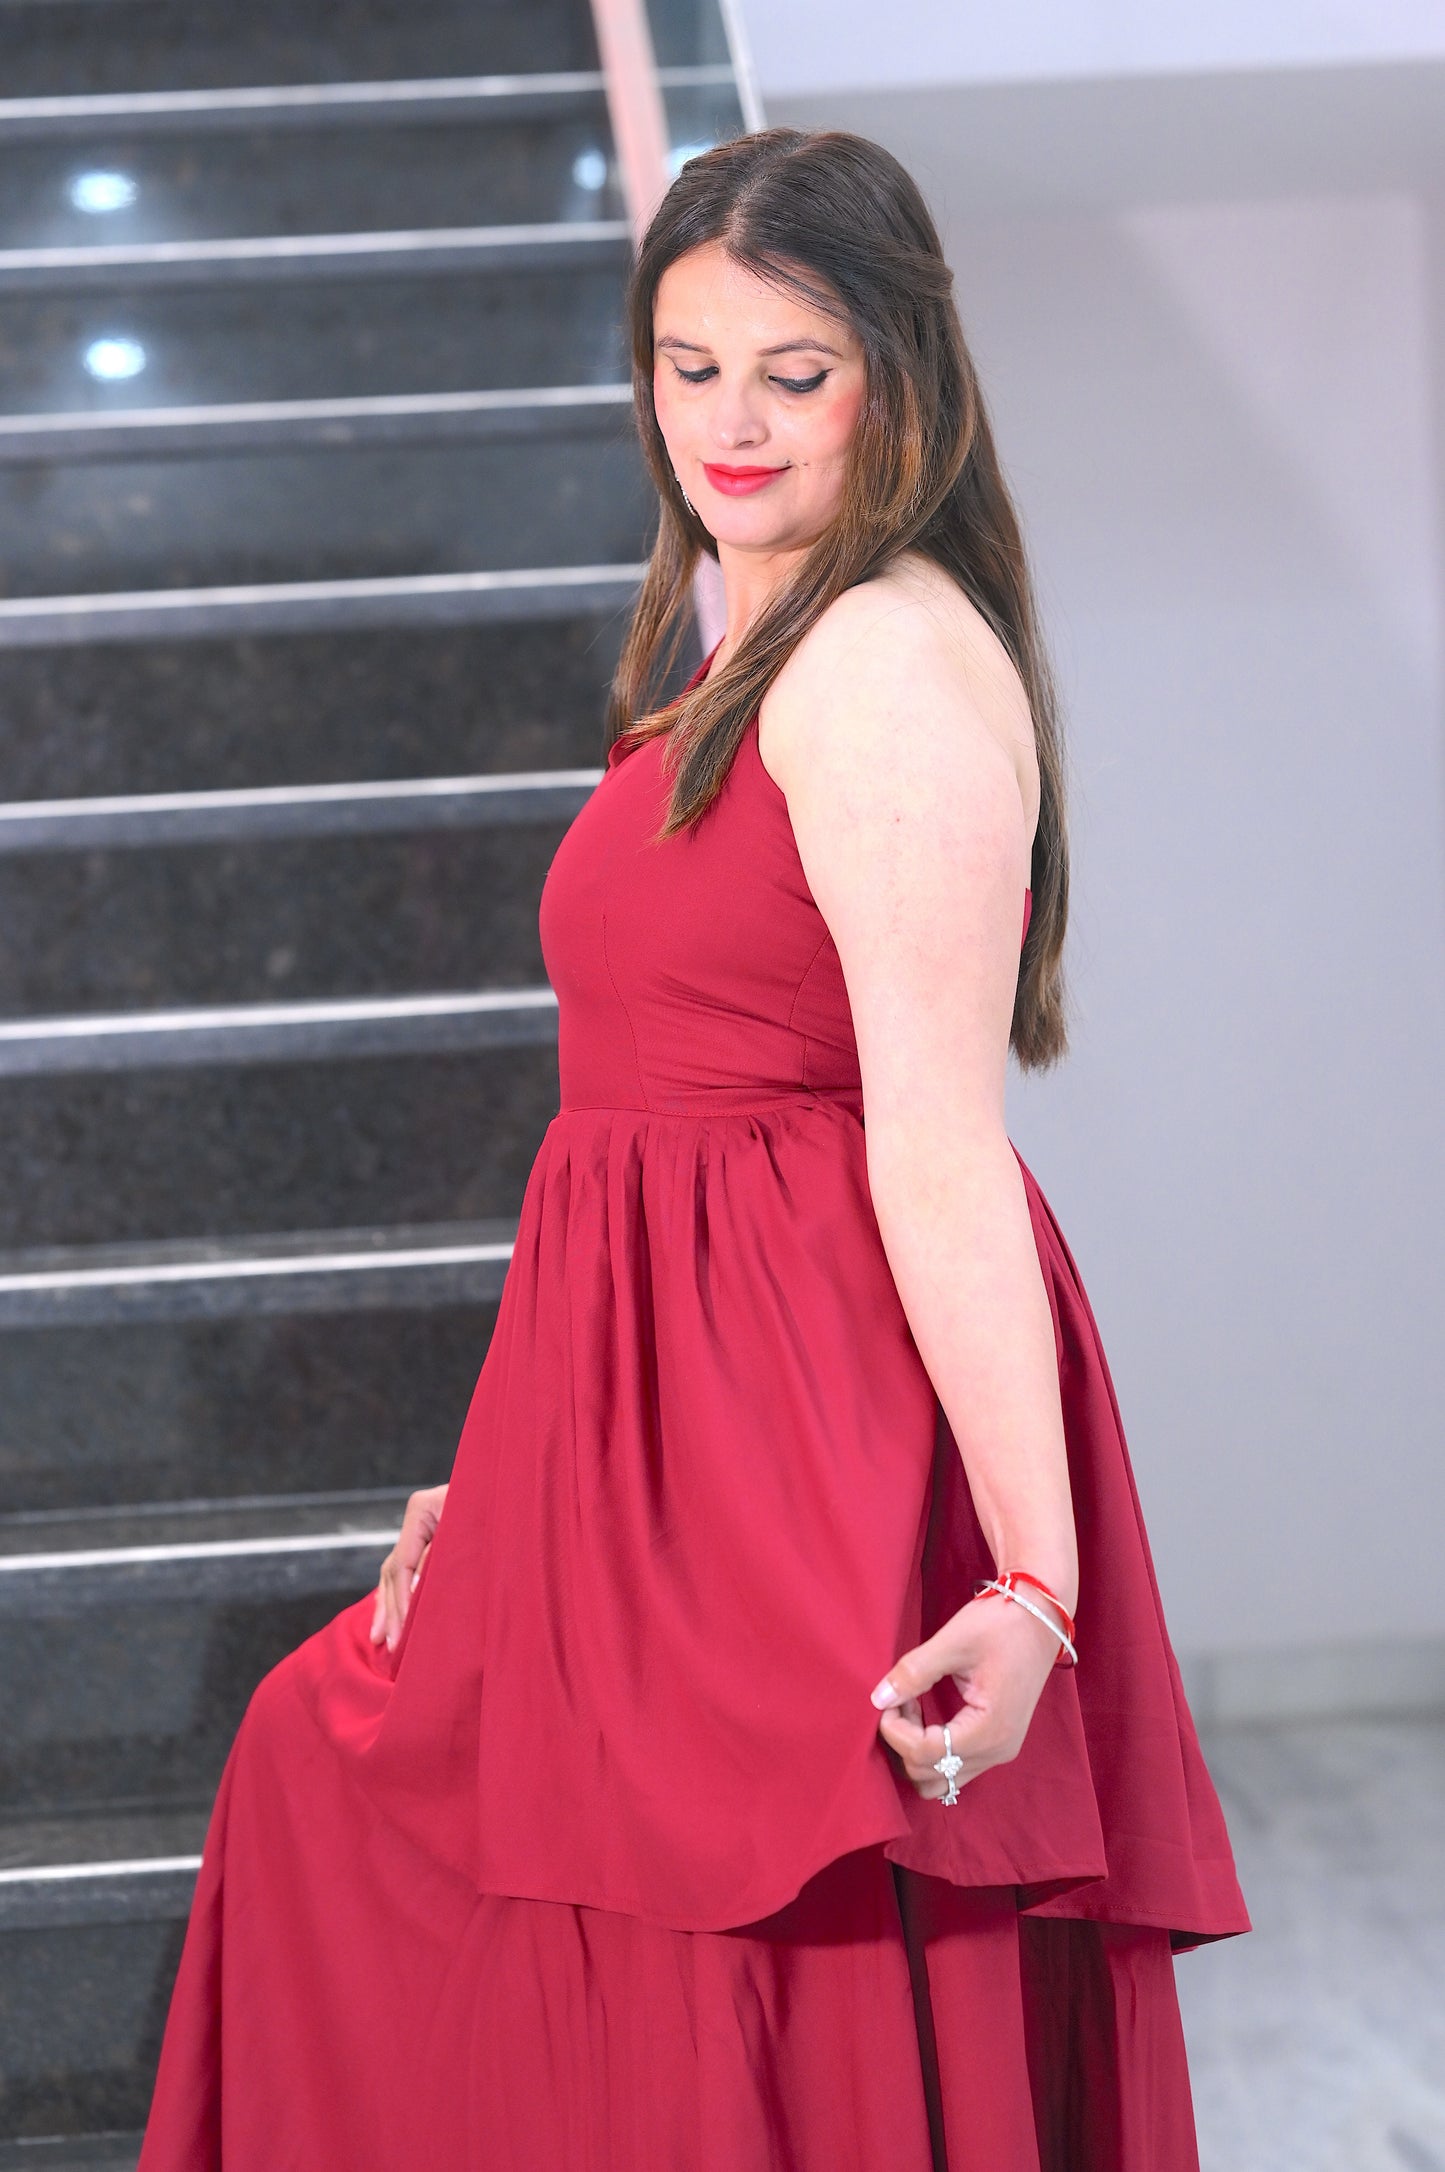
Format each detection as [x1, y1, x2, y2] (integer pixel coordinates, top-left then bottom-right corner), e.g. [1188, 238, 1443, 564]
[766, 580, 1076, 1787]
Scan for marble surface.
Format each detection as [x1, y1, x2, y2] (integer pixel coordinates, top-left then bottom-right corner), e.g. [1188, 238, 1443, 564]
[1181, 1717, 1445, 2171]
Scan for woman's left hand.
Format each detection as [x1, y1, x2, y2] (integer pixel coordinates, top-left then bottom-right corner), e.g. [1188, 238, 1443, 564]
[870, 1589, 1065, 1799]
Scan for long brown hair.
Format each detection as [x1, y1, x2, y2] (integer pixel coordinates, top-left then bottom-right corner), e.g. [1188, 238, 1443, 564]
[605, 126, 1070, 1070]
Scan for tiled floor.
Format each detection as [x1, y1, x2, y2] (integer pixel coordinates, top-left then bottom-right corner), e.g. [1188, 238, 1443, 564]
[1179, 1717, 1445, 2172]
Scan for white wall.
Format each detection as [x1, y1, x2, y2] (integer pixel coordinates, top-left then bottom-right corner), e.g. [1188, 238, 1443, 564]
[748, 0, 1445, 97]
[748, 50, 1445, 1686]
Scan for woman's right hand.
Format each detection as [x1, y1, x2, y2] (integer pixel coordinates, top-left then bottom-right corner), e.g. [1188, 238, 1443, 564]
[369, 1483, 449, 1651]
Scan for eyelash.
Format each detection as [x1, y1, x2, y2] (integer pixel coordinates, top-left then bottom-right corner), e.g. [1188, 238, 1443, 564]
[671, 364, 829, 395]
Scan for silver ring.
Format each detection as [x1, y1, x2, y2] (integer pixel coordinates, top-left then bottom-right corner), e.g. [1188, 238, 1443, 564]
[932, 1721, 964, 1807]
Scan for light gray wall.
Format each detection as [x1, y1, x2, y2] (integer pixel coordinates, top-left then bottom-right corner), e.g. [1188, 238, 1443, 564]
[745, 0, 1445, 97]
[752, 63, 1445, 1679]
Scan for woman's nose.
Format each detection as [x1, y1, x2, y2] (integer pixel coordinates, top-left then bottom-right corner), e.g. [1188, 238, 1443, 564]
[709, 379, 767, 451]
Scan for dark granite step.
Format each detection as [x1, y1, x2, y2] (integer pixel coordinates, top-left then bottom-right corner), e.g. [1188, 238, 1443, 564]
[0, 1215, 520, 1318]
[0, 1489, 409, 1614]
[0, 566, 646, 647]
[0, 816, 580, 1009]
[0, 429, 649, 599]
[0, 767, 600, 852]
[1, 1806, 203, 1929]
[0, 1620, 355, 1834]
[0, 1798, 200, 2136]
[0, 0, 696, 2145]
[0, 615, 632, 799]
[0, 1034, 555, 1246]
[0, 261, 630, 415]
[0, 219, 629, 298]
[0, 385, 632, 464]
[0, 2136, 140, 2169]
[2, 1275, 498, 1514]
[0, 109, 621, 254]
[0, 2135, 140, 2169]
[0, 0, 599, 99]
[0, 1496, 409, 1823]
[0, 987, 560, 1075]
[0, 77, 614, 141]
[0, 1908, 183, 2140]
[0, 568, 643, 655]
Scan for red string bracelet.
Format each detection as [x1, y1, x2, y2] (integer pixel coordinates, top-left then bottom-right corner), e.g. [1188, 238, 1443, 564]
[972, 1570, 1079, 1667]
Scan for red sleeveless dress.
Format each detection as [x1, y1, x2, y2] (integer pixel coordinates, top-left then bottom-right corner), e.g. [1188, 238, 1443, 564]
[139, 655, 1248, 2172]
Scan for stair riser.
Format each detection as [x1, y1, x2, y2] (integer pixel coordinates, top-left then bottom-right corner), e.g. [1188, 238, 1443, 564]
[0, 822, 573, 1011]
[0, 1918, 184, 2139]
[0, 1042, 557, 1248]
[1, 1588, 379, 1818]
[0, 616, 628, 798]
[0, 264, 630, 412]
[2, 1298, 496, 1514]
[0, 116, 620, 254]
[0, 435, 649, 599]
[0, 0, 599, 100]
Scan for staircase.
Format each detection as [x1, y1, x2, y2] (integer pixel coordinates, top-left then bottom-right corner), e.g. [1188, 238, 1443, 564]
[0, 0, 754, 2156]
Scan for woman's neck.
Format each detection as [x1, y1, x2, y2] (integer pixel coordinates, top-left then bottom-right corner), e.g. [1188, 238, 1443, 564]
[711, 535, 812, 668]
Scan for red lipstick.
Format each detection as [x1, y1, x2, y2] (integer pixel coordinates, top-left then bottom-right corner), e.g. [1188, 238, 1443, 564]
[701, 462, 789, 497]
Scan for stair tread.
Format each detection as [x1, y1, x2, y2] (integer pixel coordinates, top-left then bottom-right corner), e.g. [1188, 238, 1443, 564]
[0, 771, 599, 864]
[0, 1806, 209, 1877]
[0, 1214, 519, 1281]
[0, 383, 632, 462]
[0, 1486, 409, 1617]
[0, 564, 647, 648]
[0, 1485, 412, 1560]
[0, 2135, 141, 2170]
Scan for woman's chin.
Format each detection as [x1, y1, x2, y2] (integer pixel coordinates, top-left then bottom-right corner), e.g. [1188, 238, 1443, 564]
[707, 511, 824, 556]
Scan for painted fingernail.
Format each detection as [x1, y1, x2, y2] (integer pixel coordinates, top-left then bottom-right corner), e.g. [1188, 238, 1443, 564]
[410, 1569, 421, 1592]
[871, 1676, 901, 1709]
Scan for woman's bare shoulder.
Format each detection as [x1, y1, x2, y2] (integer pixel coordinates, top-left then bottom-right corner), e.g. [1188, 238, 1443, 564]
[761, 553, 1039, 828]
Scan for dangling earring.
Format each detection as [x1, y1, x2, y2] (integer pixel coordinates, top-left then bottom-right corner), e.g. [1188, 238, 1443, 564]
[674, 473, 696, 517]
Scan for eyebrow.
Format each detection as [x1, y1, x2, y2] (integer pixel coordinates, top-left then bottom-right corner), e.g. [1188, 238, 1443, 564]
[655, 335, 844, 359]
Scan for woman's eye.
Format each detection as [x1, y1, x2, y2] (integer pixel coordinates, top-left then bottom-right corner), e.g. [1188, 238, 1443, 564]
[667, 363, 829, 393]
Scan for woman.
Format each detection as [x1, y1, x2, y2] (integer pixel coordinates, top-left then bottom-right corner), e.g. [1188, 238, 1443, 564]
[140, 127, 1248, 2171]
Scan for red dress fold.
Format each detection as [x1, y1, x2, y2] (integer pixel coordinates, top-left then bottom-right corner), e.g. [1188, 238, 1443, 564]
[140, 653, 1247, 2171]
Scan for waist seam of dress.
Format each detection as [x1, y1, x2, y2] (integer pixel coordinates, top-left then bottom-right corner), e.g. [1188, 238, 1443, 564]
[551, 1095, 865, 1120]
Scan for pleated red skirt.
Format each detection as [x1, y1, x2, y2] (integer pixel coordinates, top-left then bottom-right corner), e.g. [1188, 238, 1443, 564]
[142, 1615, 1199, 2172]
